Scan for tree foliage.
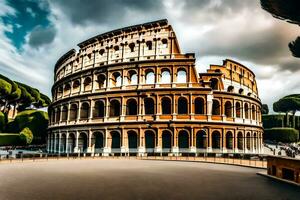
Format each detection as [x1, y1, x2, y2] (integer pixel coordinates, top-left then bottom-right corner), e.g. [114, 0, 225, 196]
[262, 104, 269, 114]
[0, 74, 51, 114]
[19, 127, 33, 145]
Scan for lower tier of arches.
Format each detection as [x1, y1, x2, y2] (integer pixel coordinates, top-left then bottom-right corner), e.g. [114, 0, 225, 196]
[47, 123, 263, 155]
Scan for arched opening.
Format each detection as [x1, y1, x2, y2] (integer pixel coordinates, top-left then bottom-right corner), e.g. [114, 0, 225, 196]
[114, 45, 119, 52]
[93, 101, 105, 118]
[112, 72, 122, 87]
[92, 132, 104, 152]
[237, 132, 243, 150]
[236, 102, 241, 118]
[61, 105, 68, 121]
[146, 41, 152, 50]
[162, 130, 172, 149]
[57, 87, 63, 97]
[70, 104, 78, 121]
[246, 132, 251, 150]
[128, 70, 137, 85]
[144, 97, 155, 115]
[195, 97, 205, 114]
[239, 88, 244, 95]
[80, 102, 89, 119]
[212, 131, 221, 149]
[252, 105, 256, 120]
[145, 70, 155, 84]
[244, 103, 249, 119]
[178, 97, 188, 114]
[210, 78, 218, 90]
[97, 74, 106, 89]
[110, 99, 121, 117]
[78, 132, 88, 152]
[126, 99, 137, 115]
[226, 132, 233, 149]
[72, 80, 80, 93]
[225, 101, 232, 117]
[111, 131, 121, 149]
[129, 43, 135, 52]
[196, 130, 207, 149]
[99, 49, 105, 56]
[177, 69, 187, 83]
[55, 108, 61, 122]
[178, 130, 189, 149]
[161, 69, 171, 83]
[83, 77, 92, 91]
[161, 97, 171, 114]
[64, 84, 71, 95]
[68, 133, 76, 153]
[128, 131, 138, 149]
[61, 134, 67, 153]
[145, 130, 155, 149]
[212, 100, 220, 115]
[227, 86, 234, 92]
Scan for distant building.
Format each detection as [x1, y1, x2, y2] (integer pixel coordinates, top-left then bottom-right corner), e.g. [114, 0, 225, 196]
[47, 19, 263, 156]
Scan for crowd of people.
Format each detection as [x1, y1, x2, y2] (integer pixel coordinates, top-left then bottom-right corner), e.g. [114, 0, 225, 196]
[265, 142, 300, 158]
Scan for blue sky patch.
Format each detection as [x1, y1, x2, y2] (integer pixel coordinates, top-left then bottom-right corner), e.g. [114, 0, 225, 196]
[1, 0, 51, 50]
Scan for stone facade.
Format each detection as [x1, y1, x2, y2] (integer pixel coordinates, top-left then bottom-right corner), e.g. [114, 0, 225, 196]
[47, 19, 263, 156]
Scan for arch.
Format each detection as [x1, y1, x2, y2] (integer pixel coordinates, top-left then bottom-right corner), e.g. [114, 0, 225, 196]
[252, 105, 256, 120]
[237, 132, 243, 150]
[212, 131, 221, 149]
[178, 130, 189, 149]
[239, 88, 244, 95]
[126, 99, 137, 115]
[212, 99, 220, 115]
[72, 80, 80, 92]
[244, 103, 249, 119]
[97, 74, 106, 89]
[161, 97, 171, 114]
[129, 43, 135, 52]
[161, 38, 168, 48]
[78, 132, 88, 152]
[55, 107, 61, 122]
[110, 99, 121, 117]
[146, 41, 152, 50]
[70, 104, 78, 121]
[177, 69, 186, 83]
[227, 85, 234, 92]
[246, 132, 251, 150]
[145, 130, 155, 149]
[210, 78, 218, 90]
[114, 45, 119, 52]
[68, 133, 76, 153]
[161, 69, 171, 83]
[145, 70, 155, 84]
[64, 83, 71, 95]
[83, 77, 92, 91]
[93, 100, 105, 118]
[92, 132, 104, 151]
[127, 70, 137, 85]
[196, 130, 207, 149]
[128, 131, 138, 149]
[235, 102, 241, 118]
[80, 102, 90, 119]
[111, 72, 122, 87]
[162, 130, 172, 149]
[61, 133, 67, 153]
[144, 97, 155, 115]
[99, 49, 105, 55]
[226, 131, 233, 149]
[61, 105, 68, 121]
[225, 101, 232, 117]
[178, 97, 188, 114]
[111, 131, 121, 149]
[195, 97, 205, 114]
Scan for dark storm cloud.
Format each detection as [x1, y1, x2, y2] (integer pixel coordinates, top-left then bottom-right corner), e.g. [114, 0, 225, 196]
[280, 60, 300, 72]
[50, 0, 163, 25]
[28, 25, 56, 48]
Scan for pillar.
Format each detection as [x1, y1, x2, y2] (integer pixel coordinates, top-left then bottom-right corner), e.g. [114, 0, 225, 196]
[87, 129, 92, 153]
[190, 128, 196, 152]
[66, 132, 69, 154]
[74, 131, 79, 153]
[207, 93, 213, 121]
[54, 133, 57, 153]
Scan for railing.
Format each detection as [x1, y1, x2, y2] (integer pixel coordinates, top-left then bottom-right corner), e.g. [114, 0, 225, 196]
[0, 151, 268, 169]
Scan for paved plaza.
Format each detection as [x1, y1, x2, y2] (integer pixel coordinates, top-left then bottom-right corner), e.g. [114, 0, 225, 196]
[0, 159, 299, 200]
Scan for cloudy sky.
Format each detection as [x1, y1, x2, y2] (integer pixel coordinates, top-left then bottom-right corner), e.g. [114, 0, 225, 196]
[0, 0, 299, 111]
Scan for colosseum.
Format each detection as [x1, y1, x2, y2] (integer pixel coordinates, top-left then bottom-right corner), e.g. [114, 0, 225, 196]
[47, 19, 263, 156]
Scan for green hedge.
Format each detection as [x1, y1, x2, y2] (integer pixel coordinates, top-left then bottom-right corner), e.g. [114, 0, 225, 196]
[264, 128, 299, 143]
[0, 133, 20, 146]
[262, 114, 285, 128]
[6, 110, 48, 144]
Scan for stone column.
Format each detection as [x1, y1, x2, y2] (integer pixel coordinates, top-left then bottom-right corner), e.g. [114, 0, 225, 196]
[190, 128, 196, 153]
[155, 129, 162, 153]
[54, 134, 57, 153]
[87, 129, 92, 153]
[189, 93, 194, 120]
[66, 132, 69, 154]
[138, 129, 145, 156]
[77, 102, 81, 122]
[207, 128, 212, 152]
[74, 131, 79, 153]
[172, 94, 176, 120]
[103, 129, 110, 156]
[222, 129, 226, 153]
[105, 98, 109, 121]
[120, 97, 125, 121]
[171, 129, 179, 155]
[89, 101, 94, 122]
[234, 131, 239, 153]
[207, 93, 213, 121]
